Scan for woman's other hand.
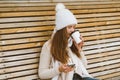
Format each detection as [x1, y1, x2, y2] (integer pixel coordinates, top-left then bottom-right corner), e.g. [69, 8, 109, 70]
[73, 35, 84, 52]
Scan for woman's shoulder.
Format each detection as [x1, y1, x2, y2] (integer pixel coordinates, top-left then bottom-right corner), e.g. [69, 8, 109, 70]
[42, 39, 51, 50]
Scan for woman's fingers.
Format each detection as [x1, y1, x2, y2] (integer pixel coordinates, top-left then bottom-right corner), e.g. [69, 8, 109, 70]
[80, 35, 84, 42]
[64, 65, 74, 73]
[59, 64, 75, 73]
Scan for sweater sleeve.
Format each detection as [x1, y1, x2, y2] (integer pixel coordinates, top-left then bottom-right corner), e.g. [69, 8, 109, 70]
[38, 42, 60, 79]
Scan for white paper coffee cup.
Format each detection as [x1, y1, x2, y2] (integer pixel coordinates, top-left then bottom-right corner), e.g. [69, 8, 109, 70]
[71, 30, 82, 44]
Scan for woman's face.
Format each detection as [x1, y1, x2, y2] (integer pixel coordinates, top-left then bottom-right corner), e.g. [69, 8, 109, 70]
[66, 24, 76, 37]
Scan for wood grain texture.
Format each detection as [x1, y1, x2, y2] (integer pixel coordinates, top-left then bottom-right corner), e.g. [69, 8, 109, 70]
[0, 1, 120, 80]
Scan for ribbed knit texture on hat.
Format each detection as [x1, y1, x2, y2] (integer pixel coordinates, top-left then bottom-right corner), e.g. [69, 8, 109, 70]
[55, 3, 77, 30]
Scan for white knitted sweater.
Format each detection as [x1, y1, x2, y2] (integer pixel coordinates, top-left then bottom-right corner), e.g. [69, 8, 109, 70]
[38, 40, 92, 80]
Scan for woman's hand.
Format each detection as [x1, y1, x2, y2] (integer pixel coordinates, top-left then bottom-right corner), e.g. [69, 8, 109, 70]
[59, 64, 74, 73]
[73, 35, 84, 52]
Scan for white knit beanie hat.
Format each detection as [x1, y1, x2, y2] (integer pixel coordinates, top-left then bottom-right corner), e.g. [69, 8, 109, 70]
[55, 3, 77, 30]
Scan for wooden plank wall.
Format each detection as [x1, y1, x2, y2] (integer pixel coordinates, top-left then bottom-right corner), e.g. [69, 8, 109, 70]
[0, 1, 120, 80]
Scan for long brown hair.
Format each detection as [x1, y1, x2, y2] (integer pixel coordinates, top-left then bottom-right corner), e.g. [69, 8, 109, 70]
[51, 27, 81, 64]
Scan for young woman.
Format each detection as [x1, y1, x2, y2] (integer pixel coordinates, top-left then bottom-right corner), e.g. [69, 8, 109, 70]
[38, 3, 99, 80]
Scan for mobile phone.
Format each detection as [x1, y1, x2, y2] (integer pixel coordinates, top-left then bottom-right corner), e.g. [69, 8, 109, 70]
[67, 64, 75, 68]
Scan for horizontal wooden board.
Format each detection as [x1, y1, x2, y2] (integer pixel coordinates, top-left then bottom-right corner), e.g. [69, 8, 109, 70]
[84, 46, 120, 55]
[1, 14, 120, 24]
[1, 36, 49, 46]
[0, 1, 120, 7]
[0, 53, 39, 63]
[84, 33, 120, 41]
[0, 0, 50, 3]
[0, 24, 120, 36]
[88, 54, 120, 64]
[105, 76, 120, 80]
[0, 69, 37, 79]
[92, 67, 120, 77]
[0, 4, 120, 12]
[1, 42, 44, 51]
[53, 0, 120, 2]
[0, 8, 120, 18]
[0, 58, 38, 69]
[97, 72, 120, 79]
[88, 63, 120, 73]
[83, 29, 120, 36]
[8, 74, 39, 80]
[84, 41, 120, 50]
[86, 49, 120, 59]
[85, 37, 120, 46]
[0, 16, 55, 23]
[87, 58, 120, 68]
[0, 31, 51, 40]
[0, 63, 38, 74]
[0, 18, 120, 29]
[0, 47, 40, 56]
[90, 67, 120, 79]
[0, 13, 120, 24]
